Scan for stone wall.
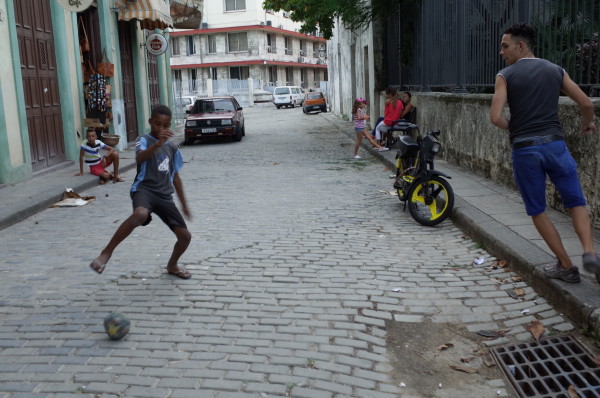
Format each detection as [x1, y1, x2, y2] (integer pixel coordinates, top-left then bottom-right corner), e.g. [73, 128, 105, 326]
[412, 92, 600, 229]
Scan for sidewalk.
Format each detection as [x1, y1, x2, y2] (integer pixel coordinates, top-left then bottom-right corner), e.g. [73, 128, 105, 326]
[321, 112, 600, 333]
[2, 114, 600, 334]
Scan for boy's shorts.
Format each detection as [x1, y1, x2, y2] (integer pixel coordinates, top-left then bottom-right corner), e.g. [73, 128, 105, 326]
[512, 139, 586, 216]
[89, 157, 113, 177]
[355, 127, 365, 133]
[131, 190, 187, 230]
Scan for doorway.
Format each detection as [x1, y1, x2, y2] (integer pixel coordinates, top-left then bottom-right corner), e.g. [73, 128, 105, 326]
[14, 0, 66, 173]
[118, 21, 139, 142]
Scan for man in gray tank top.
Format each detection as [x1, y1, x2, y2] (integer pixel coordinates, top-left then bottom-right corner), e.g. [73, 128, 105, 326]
[490, 23, 599, 283]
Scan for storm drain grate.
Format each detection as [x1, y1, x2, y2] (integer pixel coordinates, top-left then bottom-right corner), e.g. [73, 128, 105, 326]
[492, 334, 600, 397]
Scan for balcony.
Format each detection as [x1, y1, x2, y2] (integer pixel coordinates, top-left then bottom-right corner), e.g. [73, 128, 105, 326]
[171, 0, 203, 29]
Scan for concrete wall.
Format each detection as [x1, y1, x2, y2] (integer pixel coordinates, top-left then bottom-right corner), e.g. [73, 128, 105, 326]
[413, 92, 600, 229]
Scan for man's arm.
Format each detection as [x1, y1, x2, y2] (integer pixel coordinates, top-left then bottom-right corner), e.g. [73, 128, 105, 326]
[490, 75, 509, 130]
[561, 72, 597, 134]
[173, 172, 190, 219]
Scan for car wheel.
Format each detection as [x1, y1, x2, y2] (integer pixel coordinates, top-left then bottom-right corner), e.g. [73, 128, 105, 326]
[322, 107, 327, 113]
[291, 101, 295, 108]
[232, 128, 243, 142]
[303, 107, 306, 114]
[276, 105, 281, 109]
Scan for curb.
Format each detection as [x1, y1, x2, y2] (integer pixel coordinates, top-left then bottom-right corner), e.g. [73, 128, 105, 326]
[320, 112, 600, 334]
[0, 160, 137, 231]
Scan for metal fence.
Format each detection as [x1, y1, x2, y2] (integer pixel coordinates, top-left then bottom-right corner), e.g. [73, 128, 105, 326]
[387, 0, 600, 94]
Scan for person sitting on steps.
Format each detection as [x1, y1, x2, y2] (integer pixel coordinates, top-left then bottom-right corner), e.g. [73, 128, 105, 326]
[75, 129, 124, 184]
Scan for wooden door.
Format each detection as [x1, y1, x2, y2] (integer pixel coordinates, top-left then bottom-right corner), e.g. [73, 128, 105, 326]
[118, 21, 139, 142]
[15, 0, 65, 172]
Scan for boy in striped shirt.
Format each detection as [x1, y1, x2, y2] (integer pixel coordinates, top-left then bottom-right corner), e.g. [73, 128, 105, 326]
[76, 129, 124, 184]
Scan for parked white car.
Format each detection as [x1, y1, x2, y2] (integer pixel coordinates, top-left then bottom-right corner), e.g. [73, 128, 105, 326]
[176, 95, 197, 114]
[272, 86, 303, 109]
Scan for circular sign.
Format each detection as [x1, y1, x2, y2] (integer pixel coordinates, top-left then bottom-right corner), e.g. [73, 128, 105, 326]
[57, 0, 93, 12]
[146, 33, 168, 56]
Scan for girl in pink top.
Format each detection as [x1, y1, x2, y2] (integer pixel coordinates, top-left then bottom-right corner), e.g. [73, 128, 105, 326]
[352, 98, 388, 159]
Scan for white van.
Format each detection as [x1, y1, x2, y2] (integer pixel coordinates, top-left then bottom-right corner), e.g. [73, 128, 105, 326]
[272, 86, 304, 109]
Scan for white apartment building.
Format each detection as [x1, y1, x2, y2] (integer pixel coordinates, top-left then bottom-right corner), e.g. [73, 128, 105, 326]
[169, 0, 328, 96]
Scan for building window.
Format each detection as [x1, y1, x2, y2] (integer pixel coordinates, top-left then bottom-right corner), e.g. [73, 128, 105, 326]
[228, 32, 248, 52]
[313, 69, 319, 84]
[285, 66, 292, 84]
[299, 40, 305, 56]
[210, 67, 218, 80]
[188, 36, 195, 55]
[171, 37, 180, 56]
[190, 69, 197, 92]
[230, 66, 249, 80]
[269, 66, 277, 84]
[208, 35, 217, 54]
[174, 69, 182, 92]
[284, 37, 291, 55]
[225, 0, 245, 11]
[313, 42, 319, 57]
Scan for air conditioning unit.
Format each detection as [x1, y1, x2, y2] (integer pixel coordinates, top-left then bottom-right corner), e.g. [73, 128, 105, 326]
[299, 50, 305, 56]
[201, 22, 208, 29]
[266, 20, 272, 26]
[278, 24, 284, 29]
[298, 56, 305, 63]
[260, 21, 265, 26]
[267, 46, 272, 53]
[283, 11, 289, 18]
[285, 48, 292, 55]
[316, 59, 323, 64]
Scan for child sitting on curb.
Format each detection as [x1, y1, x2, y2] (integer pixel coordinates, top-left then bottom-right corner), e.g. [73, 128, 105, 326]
[75, 129, 124, 184]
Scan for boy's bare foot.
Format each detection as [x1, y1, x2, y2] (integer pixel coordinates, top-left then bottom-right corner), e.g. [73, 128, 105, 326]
[99, 179, 107, 185]
[89, 253, 111, 274]
[113, 176, 125, 183]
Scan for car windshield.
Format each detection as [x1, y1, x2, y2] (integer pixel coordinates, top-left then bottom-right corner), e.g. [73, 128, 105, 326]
[307, 93, 323, 100]
[274, 88, 289, 95]
[193, 99, 235, 113]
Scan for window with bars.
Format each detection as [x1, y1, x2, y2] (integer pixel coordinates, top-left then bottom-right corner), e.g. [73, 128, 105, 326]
[207, 35, 217, 54]
[228, 32, 248, 52]
[269, 66, 277, 83]
[174, 69, 182, 92]
[188, 36, 195, 55]
[190, 69, 197, 92]
[225, 0, 245, 11]
[230, 66, 250, 80]
[171, 37, 180, 56]
[210, 67, 218, 80]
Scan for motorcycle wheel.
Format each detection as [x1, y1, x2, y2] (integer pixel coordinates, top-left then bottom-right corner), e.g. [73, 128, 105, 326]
[406, 176, 454, 226]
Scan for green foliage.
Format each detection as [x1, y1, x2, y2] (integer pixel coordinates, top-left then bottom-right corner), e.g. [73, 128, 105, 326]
[532, 0, 600, 85]
[262, 0, 411, 39]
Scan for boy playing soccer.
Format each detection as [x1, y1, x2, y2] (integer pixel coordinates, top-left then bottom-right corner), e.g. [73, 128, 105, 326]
[89, 105, 192, 279]
[76, 129, 124, 184]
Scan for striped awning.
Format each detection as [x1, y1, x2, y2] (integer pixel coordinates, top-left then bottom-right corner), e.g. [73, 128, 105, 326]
[115, 0, 173, 30]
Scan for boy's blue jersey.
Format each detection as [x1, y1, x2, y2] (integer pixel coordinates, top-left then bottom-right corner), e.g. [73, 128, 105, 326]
[130, 134, 183, 198]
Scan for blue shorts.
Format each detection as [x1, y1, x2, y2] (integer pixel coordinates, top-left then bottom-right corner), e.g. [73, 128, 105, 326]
[512, 139, 586, 216]
[355, 127, 365, 133]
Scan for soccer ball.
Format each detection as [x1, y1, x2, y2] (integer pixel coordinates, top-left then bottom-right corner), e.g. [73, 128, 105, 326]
[103, 312, 131, 340]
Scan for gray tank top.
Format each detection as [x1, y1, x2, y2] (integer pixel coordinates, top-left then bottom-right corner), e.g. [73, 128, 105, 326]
[497, 58, 564, 142]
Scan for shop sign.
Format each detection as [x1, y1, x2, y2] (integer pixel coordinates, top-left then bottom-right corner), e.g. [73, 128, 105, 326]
[57, 0, 93, 12]
[146, 33, 168, 56]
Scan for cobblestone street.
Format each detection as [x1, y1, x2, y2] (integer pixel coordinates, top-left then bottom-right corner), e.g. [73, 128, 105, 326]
[0, 106, 581, 397]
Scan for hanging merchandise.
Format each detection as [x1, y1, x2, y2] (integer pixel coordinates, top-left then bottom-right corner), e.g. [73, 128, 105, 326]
[97, 49, 114, 77]
[86, 73, 108, 113]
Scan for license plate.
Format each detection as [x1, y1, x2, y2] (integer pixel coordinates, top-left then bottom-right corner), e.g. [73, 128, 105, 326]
[312, 106, 320, 109]
[202, 128, 217, 133]
[278, 96, 287, 100]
